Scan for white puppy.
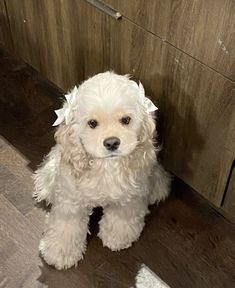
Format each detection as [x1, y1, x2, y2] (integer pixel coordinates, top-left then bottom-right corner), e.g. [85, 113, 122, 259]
[33, 72, 170, 270]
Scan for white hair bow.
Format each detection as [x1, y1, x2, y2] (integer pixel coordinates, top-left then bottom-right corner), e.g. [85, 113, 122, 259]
[52, 86, 78, 126]
[130, 80, 158, 113]
[52, 81, 158, 126]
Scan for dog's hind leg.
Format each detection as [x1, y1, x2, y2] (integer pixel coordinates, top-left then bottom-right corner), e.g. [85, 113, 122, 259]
[148, 163, 171, 205]
[33, 146, 60, 204]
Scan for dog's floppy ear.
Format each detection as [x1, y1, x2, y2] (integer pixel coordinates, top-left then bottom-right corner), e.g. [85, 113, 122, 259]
[55, 123, 89, 176]
[140, 113, 156, 143]
[53, 86, 89, 176]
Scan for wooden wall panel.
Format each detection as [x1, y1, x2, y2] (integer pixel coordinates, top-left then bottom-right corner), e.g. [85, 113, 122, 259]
[5, 0, 86, 90]
[0, 0, 13, 51]
[79, 1, 111, 77]
[106, 0, 235, 80]
[5, 0, 116, 90]
[108, 16, 235, 206]
[160, 48, 235, 205]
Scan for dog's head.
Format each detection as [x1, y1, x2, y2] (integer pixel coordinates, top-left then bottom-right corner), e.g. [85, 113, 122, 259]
[55, 72, 157, 170]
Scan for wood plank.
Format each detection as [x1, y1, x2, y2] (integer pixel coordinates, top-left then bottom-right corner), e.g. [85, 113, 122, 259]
[0, 164, 34, 214]
[0, 194, 42, 288]
[5, 0, 85, 90]
[5, 0, 112, 89]
[0, 136, 32, 182]
[0, 195, 104, 288]
[0, 0, 13, 51]
[80, 0, 111, 77]
[106, 0, 235, 80]
[26, 207, 47, 232]
[160, 44, 235, 206]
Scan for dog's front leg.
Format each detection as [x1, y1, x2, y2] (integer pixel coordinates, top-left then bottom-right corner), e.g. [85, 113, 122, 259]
[98, 197, 149, 251]
[39, 205, 90, 270]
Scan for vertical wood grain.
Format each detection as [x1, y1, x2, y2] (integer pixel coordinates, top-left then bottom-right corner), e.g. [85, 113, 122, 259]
[0, 0, 13, 51]
[106, 0, 235, 80]
[5, 0, 85, 90]
[109, 14, 235, 206]
[79, 0, 111, 76]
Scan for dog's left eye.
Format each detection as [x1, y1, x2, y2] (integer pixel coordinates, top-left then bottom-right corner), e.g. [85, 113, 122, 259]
[120, 116, 131, 125]
[88, 119, 98, 129]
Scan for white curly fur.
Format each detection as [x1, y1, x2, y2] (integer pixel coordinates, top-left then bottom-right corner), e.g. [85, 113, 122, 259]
[33, 72, 171, 270]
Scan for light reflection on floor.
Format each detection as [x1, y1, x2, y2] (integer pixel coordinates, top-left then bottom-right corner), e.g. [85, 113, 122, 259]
[132, 264, 170, 288]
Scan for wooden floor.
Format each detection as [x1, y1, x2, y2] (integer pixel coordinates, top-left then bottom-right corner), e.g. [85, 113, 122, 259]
[0, 46, 234, 288]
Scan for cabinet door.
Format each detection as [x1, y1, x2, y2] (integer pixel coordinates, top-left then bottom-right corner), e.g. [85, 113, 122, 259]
[5, 0, 114, 90]
[106, 0, 235, 80]
[0, 0, 13, 51]
[107, 15, 235, 206]
[5, 0, 87, 90]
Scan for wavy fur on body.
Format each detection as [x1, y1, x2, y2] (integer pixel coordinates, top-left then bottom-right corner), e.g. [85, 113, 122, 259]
[33, 72, 171, 269]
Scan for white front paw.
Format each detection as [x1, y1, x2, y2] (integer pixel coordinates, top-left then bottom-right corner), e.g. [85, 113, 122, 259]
[39, 230, 85, 270]
[98, 217, 145, 251]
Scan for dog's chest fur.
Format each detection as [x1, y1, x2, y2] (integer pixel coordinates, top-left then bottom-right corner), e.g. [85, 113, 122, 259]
[59, 157, 150, 208]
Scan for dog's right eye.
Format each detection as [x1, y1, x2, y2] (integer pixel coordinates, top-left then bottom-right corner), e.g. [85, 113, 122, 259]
[88, 119, 98, 129]
[120, 116, 131, 125]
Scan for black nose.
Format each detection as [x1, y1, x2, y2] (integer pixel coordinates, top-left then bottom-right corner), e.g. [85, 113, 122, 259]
[103, 137, 120, 151]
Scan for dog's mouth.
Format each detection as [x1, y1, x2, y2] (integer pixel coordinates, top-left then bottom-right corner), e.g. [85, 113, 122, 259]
[103, 153, 119, 159]
[99, 151, 120, 159]
[94, 155, 119, 160]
